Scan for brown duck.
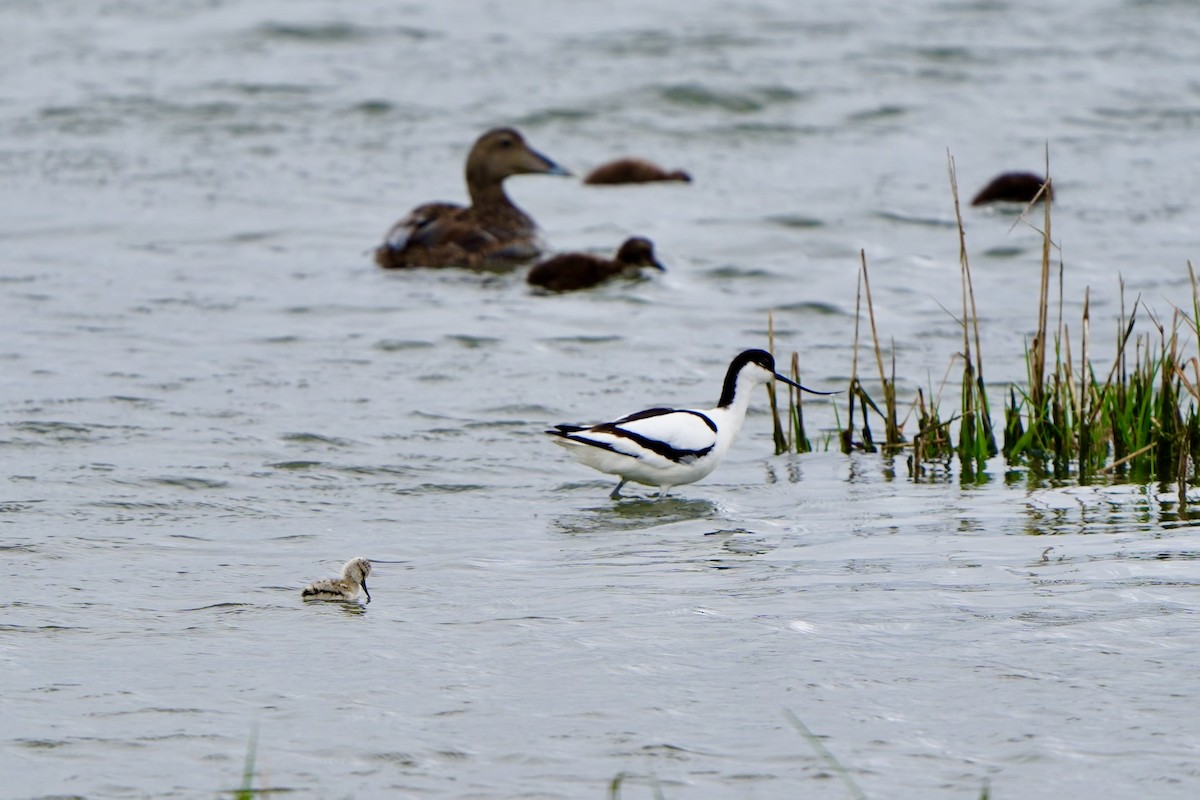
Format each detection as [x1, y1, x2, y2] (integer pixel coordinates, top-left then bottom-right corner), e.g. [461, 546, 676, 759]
[583, 158, 691, 185]
[375, 128, 570, 269]
[971, 172, 1053, 206]
[527, 237, 665, 292]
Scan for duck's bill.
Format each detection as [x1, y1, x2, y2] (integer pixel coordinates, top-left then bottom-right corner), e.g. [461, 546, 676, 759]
[530, 149, 572, 177]
[650, 259, 666, 272]
[774, 373, 838, 395]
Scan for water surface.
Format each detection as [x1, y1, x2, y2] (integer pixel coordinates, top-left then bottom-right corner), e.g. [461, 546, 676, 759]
[3, 1, 1200, 798]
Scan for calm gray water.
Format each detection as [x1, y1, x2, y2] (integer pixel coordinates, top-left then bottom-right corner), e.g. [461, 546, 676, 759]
[3, 1, 1200, 798]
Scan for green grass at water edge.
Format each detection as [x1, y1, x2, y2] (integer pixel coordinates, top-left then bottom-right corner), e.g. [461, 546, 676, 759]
[770, 158, 1198, 491]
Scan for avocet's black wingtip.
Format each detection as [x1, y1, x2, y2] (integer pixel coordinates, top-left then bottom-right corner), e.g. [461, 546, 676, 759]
[548, 425, 587, 436]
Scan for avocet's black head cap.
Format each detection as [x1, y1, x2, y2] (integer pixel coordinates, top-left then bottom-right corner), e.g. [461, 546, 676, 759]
[718, 349, 778, 406]
[718, 349, 837, 407]
[742, 349, 775, 371]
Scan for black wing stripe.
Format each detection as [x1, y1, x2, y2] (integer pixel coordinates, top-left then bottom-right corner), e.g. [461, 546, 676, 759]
[548, 427, 710, 464]
[548, 409, 717, 463]
[612, 407, 675, 424]
[591, 424, 713, 463]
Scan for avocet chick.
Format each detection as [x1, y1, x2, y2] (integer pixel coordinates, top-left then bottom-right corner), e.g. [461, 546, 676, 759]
[302, 557, 372, 604]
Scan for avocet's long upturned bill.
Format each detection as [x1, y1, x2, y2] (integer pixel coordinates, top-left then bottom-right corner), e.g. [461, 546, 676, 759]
[547, 349, 834, 499]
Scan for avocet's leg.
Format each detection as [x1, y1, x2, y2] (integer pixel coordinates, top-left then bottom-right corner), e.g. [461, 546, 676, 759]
[609, 479, 627, 500]
[657, 486, 670, 500]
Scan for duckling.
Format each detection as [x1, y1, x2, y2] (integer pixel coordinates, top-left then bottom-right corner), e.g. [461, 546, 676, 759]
[971, 172, 1053, 206]
[527, 237, 664, 292]
[583, 158, 692, 185]
[375, 128, 571, 269]
[301, 557, 372, 604]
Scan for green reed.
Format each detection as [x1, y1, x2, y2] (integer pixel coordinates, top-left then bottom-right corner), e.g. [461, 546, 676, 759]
[784, 710, 868, 800]
[912, 384, 958, 475]
[1004, 261, 1199, 489]
[608, 772, 666, 800]
[770, 153, 1198, 491]
[947, 154, 998, 477]
[826, 253, 902, 456]
[766, 337, 817, 454]
[839, 267, 867, 454]
[231, 726, 260, 800]
[608, 712, 993, 799]
[767, 311, 790, 455]
[788, 352, 814, 453]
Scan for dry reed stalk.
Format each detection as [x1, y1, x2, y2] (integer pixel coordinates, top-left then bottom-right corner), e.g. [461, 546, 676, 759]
[1180, 314, 1190, 506]
[1011, 152, 1060, 461]
[1030, 172, 1053, 412]
[912, 388, 925, 475]
[1079, 290, 1094, 478]
[1183, 263, 1200, 404]
[947, 153, 996, 472]
[1097, 292, 1139, 398]
[1179, 454, 1189, 510]
[1178, 361, 1200, 403]
[842, 268, 864, 453]
[910, 355, 961, 477]
[767, 311, 788, 454]
[790, 352, 812, 453]
[1158, 314, 1184, 480]
[1097, 442, 1157, 474]
[859, 250, 902, 449]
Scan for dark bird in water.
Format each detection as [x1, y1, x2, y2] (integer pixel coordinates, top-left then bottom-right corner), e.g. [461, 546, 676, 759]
[527, 237, 664, 292]
[583, 158, 692, 185]
[375, 128, 571, 269]
[971, 172, 1053, 206]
